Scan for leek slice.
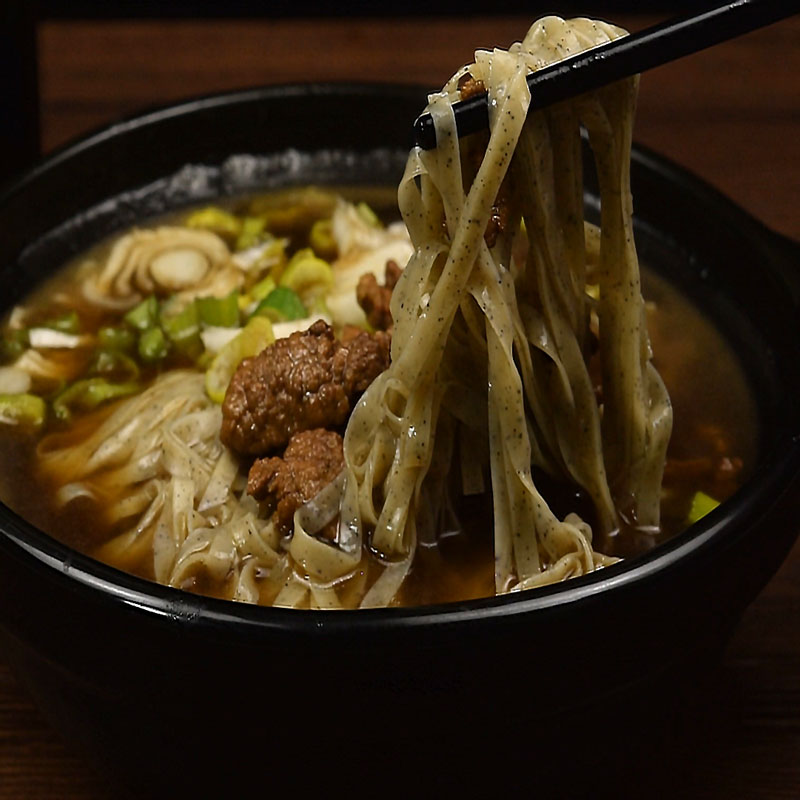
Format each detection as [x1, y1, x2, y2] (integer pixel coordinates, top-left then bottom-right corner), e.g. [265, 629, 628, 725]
[235, 217, 267, 251]
[279, 249, 333, 305]
[185, 206, 241, 242]
[197, 290, 240, 328]
[0, 393, 46, 428]
[247, 276, 277, 307]
[97, 326, 137, 353]
[27, 328, 89, 349]
[124, 296, 159, 331]
[52, 379, 139, 421]
[90, 350, 140, 382]
[0, 329, 29, 362]
[161, 300, 202, 358]
[309, 219, 338, 260]
[0, 366, 32, 395]
[138, 327, 169, 363]
[687, 491, 720, 525]
[205, 316, 274, 403]
[41, 310, 80, 334]
[356, 202, 382, 228]
[253, 287, 307, 322]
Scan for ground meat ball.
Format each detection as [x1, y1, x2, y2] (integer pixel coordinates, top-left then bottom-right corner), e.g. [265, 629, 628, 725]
[457, 72, 486, 100]
[221, 320, 390, 456]
[342, 327, 391, 394]
[484, 187, 511, 248]
[248, 429, 344, 535]
[384, 258, 403, 290]
[357, 274, 391, 331]
[356, 259, 403, 331]
[340, 324, 365, 344]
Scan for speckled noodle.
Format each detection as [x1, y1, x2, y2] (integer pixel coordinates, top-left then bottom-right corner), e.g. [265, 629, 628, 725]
[304, 16, 673, 604]
[37, 371, 285, 603]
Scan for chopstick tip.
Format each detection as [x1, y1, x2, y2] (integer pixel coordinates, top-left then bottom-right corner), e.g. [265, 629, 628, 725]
[413, 112, 437, 150]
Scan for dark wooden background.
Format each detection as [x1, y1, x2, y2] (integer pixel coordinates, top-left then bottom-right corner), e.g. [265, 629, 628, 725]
[0, 11, 798, 798]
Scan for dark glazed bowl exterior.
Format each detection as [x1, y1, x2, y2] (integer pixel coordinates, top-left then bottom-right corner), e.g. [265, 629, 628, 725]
[0, 85, 798, 795]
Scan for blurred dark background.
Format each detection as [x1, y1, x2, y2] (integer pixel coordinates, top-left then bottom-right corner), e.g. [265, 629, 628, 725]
[4, 1, 710, 15]
[2, 1, 713, 183]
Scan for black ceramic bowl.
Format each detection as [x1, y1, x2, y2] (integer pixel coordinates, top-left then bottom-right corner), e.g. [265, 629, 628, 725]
[0, 84, 799, 796]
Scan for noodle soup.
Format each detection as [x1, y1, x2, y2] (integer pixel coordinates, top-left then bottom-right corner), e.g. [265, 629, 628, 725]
[0, 185, 756, 607]
[0, 17, 765, 609]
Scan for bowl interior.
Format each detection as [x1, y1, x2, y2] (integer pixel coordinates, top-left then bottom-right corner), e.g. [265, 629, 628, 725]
[0, 83, 799, 624]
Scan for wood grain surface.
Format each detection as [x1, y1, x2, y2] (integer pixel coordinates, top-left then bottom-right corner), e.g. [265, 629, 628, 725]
[1, 12, 798, 798]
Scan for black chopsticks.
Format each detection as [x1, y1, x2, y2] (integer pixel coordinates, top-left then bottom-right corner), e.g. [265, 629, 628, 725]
[413, 0, 797, 150]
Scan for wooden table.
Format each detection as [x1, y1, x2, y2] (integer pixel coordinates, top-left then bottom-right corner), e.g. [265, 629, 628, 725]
[1, 13, 798, 798]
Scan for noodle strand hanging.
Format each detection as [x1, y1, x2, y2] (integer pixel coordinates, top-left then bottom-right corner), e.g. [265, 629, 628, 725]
[336, 15, 672, 600]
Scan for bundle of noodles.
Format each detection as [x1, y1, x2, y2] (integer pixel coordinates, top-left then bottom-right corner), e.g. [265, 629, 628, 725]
[37, 372, 287, 603]
[296, 16, 672, 604]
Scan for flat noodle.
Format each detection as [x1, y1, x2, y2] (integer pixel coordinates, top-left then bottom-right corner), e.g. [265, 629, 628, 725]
[319, 15, 672, 601]
[37, 372, 284, 603]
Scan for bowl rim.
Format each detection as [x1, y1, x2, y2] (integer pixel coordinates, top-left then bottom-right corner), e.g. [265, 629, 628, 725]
[1, 81, 799, 635]
[0, 81, 430, 206]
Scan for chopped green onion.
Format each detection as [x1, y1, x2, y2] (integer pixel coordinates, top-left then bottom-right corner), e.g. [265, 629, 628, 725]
[687, 491, 720, 525]
[171, 331, 203, 361]
[97, 325, 137, 353]
[161, 300, 203, 359]
[185, 206, 242, 242]
[138, 327, 170, 363]
[279, 249, 333, 305]
[356, 202, 382, 228]
[162, 300, 199, 339]
[0, 393, 46, 429]
[124, 296, 159, 331]
[252, 188, 337, 236]
[41, 310, 80, 334]
[253, 287, 307, 322]
[205, 316, 274, 403]
[195, 349, 215, 370]
[309, 219, 337, 260]
[248, 276, 277, 306]
[53, 379, 139, 421]
[197, 290, 241, 328]
[0, 329, 30, 362]
[90, 350, 140, 382]
[235, 217, 267, 251]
